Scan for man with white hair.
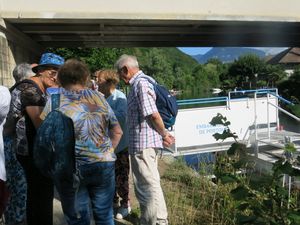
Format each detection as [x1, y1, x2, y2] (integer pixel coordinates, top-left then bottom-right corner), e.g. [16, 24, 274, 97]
[115, 54, 175, 225]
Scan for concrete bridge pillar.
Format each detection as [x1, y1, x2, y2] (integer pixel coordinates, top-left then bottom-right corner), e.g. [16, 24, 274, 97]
[0, 18, 43, 87]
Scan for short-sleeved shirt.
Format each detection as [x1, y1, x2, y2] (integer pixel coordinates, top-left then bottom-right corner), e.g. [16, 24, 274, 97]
[4, 80, 43, 156]
[106, 89, 128, 153]
[40, 88, 119, 165]
[20, 80, 47, 155]
[127, 71, 163, 154]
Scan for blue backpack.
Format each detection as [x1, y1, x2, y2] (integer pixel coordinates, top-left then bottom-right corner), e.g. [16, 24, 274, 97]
[136, 75, 178, 129]
[33, 94, 76, 181]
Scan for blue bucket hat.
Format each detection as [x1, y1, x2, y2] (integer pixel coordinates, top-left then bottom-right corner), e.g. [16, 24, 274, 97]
[32, 52, 65, 73]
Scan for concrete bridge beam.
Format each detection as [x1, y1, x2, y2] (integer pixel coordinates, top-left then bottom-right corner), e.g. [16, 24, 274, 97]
[1, 0, 300, 85]
[2, 0, 300, 22]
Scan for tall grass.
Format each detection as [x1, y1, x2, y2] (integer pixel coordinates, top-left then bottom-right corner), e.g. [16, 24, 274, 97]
[162, 159, 238, 225]
[161, 158, 300, 225]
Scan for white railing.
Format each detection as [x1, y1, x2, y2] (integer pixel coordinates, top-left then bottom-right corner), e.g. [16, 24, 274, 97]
[253, 90, 300, 156]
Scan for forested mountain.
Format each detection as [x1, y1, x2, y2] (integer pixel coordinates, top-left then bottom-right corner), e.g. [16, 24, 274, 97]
[49, 47, 199, 92]
[193, 47, 266, 64]
[49, 47, 288, 100]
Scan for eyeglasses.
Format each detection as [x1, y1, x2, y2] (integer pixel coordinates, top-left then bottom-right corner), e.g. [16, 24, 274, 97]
[48, 70, 58, 77]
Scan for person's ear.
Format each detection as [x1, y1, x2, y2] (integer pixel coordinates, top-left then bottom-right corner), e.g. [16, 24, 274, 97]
[123, 66, 129, 75]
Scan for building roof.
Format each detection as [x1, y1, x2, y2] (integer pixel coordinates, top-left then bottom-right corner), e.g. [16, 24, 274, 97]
[267, 47, 300, 65]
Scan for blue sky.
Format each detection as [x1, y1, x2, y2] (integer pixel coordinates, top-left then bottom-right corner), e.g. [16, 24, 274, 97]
[178, 47, 212, 55]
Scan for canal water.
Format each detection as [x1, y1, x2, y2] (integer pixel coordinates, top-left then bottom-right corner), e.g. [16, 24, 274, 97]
[279, 112, 300, 133]
[179, 153, 215, 172]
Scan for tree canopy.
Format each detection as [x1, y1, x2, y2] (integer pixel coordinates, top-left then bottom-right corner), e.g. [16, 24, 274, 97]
[48, 47, 288, 100]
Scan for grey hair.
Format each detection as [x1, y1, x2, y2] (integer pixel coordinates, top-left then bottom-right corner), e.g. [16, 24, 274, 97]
[13, 63, 34, 82]
[115, 54, 139, 70]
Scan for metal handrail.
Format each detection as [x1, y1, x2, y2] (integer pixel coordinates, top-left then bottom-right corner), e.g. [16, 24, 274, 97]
[269, 102, 300, 122]
[177, 98, 228, 106]
[268, 92, 294, 105]
[177, 90, 275, 107]
[254, 90, 300, 157]
[229, 88, 277, 95]
[177, 96, 228, 103]
[177, 88, 294, 109]
[228, 88, 277, 109]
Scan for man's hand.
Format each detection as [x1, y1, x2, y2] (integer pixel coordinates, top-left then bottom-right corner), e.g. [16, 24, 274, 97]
[162, 132, 175, 148]
[149, 112, 175, 147]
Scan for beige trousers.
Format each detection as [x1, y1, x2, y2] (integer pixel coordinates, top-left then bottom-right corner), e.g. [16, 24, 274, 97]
[130, 148, 168, 225]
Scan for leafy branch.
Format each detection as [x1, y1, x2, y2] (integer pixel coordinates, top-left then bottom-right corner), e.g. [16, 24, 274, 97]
[209, 113, 300, 225]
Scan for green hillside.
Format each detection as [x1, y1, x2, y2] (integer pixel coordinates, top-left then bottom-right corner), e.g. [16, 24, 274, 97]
[48, 47, 198, 91]
[49, 47, 287, 101]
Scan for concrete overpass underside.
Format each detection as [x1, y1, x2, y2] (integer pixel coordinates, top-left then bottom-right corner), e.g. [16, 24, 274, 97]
[2, 0, 300, 85]
[4, 19, 300, 48]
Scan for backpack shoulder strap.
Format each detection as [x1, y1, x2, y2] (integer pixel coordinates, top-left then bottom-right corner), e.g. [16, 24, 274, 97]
[138, 74, 156, 85]
[51, 94, 60, 111]
[133, 74, 157, 93]
[9, 82, 19, 93]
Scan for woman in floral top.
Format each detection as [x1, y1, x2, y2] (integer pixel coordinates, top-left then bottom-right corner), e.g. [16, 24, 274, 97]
[41, 59, 122, 225]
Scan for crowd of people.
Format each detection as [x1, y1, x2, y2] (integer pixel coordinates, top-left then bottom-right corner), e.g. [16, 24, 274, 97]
[0, 52, 175, 225]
